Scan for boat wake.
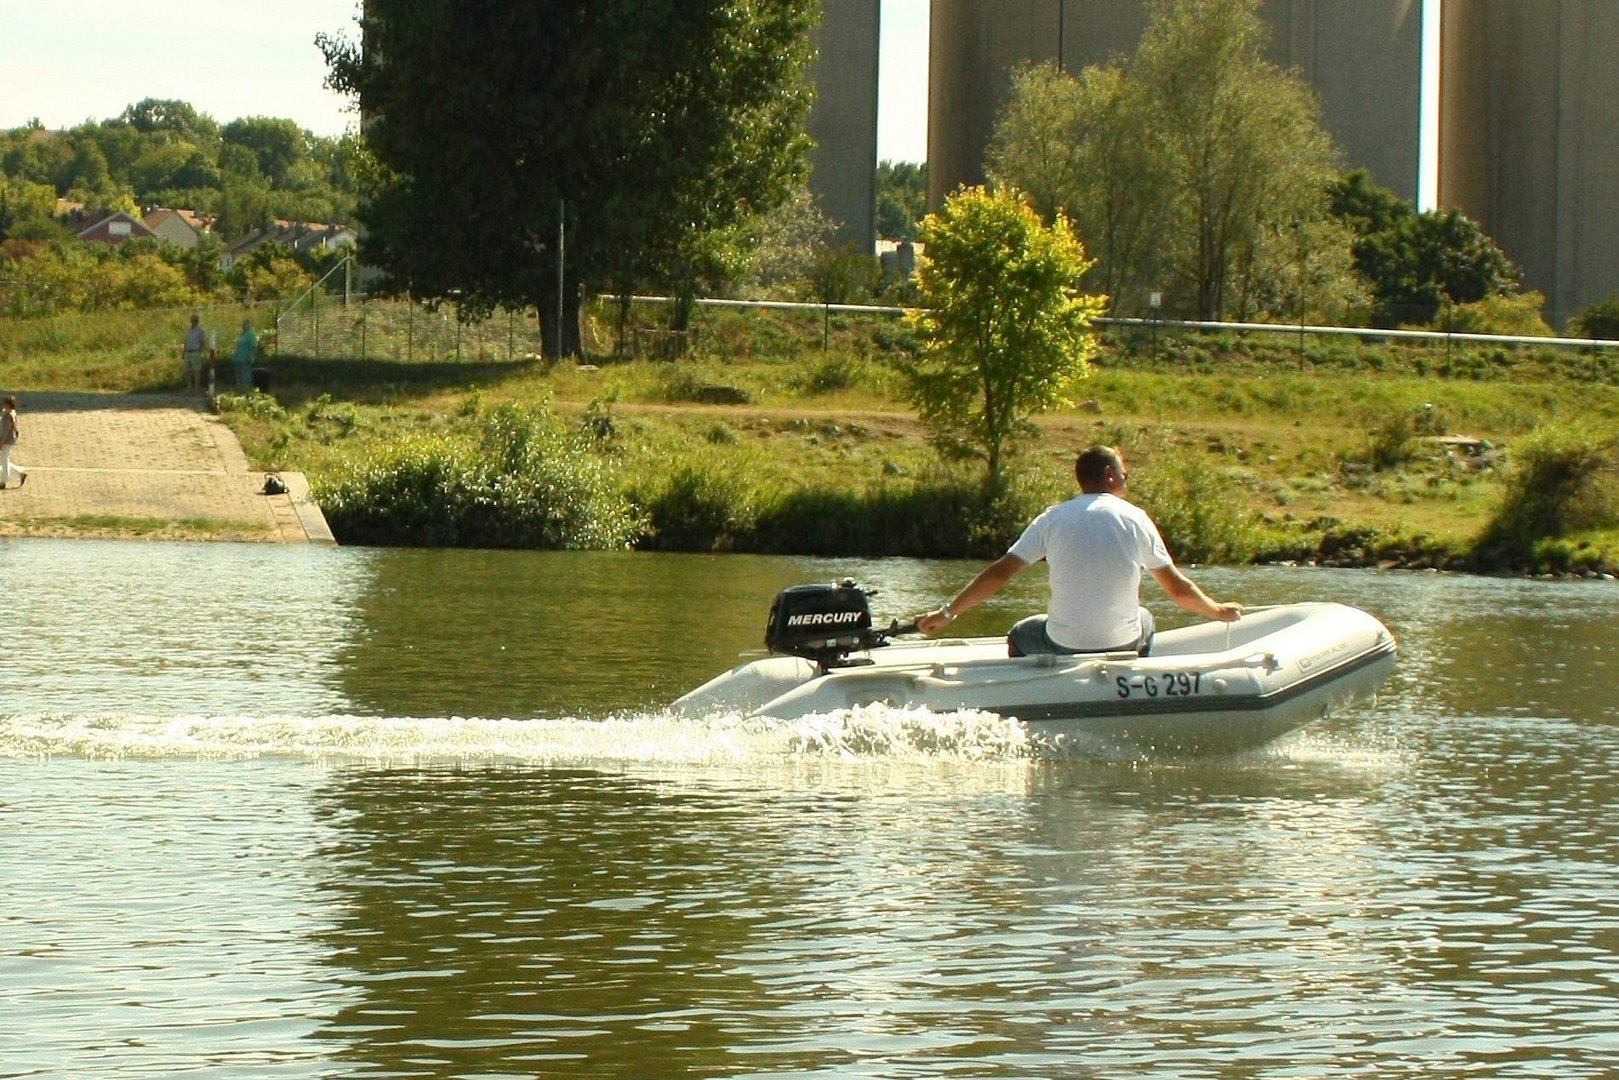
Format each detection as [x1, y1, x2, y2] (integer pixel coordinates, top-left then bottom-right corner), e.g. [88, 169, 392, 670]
[0, 705, 1041, 765]
[1, 701, 1364, 771]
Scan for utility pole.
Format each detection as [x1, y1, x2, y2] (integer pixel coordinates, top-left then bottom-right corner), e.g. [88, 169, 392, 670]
[556, 199, 565, 358]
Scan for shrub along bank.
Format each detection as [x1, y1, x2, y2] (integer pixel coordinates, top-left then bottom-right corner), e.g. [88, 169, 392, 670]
[210, 366, 1619, 577]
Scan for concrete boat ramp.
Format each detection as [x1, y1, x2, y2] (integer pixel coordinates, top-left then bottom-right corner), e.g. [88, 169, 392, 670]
[0, 392, 333, 544]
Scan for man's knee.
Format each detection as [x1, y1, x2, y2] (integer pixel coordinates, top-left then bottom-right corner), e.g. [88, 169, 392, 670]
[1137, 606, 1156, 655]
[1007, 614, 1051, 657]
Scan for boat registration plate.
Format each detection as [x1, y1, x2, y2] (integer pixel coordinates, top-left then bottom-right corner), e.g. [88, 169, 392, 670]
[1116, 671, 1203, 699]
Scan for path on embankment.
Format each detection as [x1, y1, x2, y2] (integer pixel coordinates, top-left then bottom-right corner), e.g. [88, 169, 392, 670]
[0, 392, 332, 544]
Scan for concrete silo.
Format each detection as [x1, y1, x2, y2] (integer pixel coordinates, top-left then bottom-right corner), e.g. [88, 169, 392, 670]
[807, 0, 882, 252]
[1440, 0, 1619, 329]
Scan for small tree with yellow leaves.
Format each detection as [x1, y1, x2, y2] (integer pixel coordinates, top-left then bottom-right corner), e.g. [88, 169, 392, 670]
[905, 185, 1105, 483]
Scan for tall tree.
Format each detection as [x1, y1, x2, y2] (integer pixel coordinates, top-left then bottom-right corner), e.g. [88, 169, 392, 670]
[320, 0, 816, 357]
[1133, 0, 1340, 319]
[222, 117, 309, 188]
[986, 0, 1344, 321]
[987, 61, 1169, 313]
[118, 98, 220, 146]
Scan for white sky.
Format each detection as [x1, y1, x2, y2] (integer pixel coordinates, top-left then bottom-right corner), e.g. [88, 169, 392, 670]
[1418, 0, 1439, 210]
[0, 0, 932, 163]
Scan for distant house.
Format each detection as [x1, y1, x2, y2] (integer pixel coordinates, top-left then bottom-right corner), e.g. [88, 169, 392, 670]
[221, 220, 358, 269]
[75, 211, 157, 246]
[143, 207, 211, 249]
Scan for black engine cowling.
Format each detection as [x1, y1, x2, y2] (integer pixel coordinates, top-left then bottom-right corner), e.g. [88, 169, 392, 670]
[765, 580, 881, 669]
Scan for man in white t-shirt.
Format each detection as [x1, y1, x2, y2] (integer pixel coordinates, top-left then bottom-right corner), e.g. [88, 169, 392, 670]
[916, 446, 1242, 655]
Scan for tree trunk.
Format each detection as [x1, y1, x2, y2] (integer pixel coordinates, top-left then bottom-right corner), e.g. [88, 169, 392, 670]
[537, 268, 583, 359]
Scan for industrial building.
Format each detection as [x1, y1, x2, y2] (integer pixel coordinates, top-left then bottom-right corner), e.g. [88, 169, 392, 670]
[1440, 1, 1619, 328]
[806, 0, 882, 254]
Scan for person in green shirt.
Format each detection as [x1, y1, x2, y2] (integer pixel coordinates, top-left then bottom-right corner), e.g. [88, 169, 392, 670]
[232, 319, 259, 391]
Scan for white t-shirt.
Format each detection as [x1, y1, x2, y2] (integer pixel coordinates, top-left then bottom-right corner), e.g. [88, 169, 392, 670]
[1007, 492, 1173, 650]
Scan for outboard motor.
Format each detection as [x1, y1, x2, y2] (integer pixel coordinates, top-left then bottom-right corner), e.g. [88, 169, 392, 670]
[765, 579, 894, 670]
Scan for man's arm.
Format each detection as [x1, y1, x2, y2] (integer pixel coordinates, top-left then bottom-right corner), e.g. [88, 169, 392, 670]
[1150, 565, 1243, 622]
[916, 553, 1029, 635]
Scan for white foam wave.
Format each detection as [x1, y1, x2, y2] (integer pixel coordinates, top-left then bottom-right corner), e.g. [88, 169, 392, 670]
[0, 704, 1042, 768]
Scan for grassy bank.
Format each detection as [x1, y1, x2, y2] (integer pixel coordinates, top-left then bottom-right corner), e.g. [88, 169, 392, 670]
[6, 300, 1619, 573]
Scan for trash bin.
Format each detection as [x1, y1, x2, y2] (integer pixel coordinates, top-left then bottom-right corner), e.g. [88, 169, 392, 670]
[251, 367, 271, 392]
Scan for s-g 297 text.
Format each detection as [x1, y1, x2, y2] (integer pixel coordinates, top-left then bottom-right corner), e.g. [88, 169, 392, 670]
[1116, 671, 1203, 699]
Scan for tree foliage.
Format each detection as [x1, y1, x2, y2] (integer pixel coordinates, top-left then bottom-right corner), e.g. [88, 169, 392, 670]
[985, 0, 1347, 321]
[988, 61, 1167, 314]
[222, 117, 308, 187]
[875, 159, 927, 241]
[0, 99, 360, 242]
[1329, 169, 1521, 328]
[904, 186, 1105, 481]
[320, 0, 817, 356]
[1570, 296, 1619, 341]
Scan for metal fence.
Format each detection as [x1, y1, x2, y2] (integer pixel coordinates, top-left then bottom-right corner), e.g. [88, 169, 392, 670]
[271, 267, 1619, 366]
[274, 264, 548, 364]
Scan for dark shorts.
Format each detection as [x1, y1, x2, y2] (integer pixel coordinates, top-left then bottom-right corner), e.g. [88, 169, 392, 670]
[1007, 607, 1156, 658]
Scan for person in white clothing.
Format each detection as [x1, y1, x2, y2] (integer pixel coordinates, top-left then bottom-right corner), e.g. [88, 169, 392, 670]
[1, 395, 28, 489]
[182, 313, 207, 391]
[915, 446, 1242, 655]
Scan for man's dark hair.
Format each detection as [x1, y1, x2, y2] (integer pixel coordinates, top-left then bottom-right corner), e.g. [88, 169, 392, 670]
[1076, 445, 1123, 489]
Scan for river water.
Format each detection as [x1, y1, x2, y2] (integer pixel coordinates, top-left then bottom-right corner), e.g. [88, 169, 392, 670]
[3, 539, 1617, 1078]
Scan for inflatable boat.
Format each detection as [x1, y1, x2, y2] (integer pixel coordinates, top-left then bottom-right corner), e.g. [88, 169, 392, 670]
[672, 581, 1397, 755]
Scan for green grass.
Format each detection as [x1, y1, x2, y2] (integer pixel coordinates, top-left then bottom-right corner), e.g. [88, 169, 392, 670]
[7, 298, 1619, 570]
[0, 513, 248, 540]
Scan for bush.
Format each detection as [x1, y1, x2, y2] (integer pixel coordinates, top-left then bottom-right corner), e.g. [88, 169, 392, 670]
[631, 453, 762, 552]
[1362, 412, 1420, 471]
[1475, 423, 1619, 565]
[629, 456, 1049, 558]
[750, 472, 1040, 558]
[1570, 295, 1619, 340]
[313, 401, 643, 548]
[1131, 453, 1266, 563]
[1444, 292, 1553, 337]
[790, 353, 867, 395]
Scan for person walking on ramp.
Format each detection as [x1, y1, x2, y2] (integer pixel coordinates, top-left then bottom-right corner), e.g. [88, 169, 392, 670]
[1, 395, 29, 489]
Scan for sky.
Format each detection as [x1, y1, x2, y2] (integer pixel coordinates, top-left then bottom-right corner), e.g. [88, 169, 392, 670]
[0, 0, 932, 163]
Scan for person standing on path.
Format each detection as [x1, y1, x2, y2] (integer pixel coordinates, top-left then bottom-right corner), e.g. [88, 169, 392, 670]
[182, 313, 207, 391]
[232, 318, 259, 391]
[1, 395, 29, 489]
